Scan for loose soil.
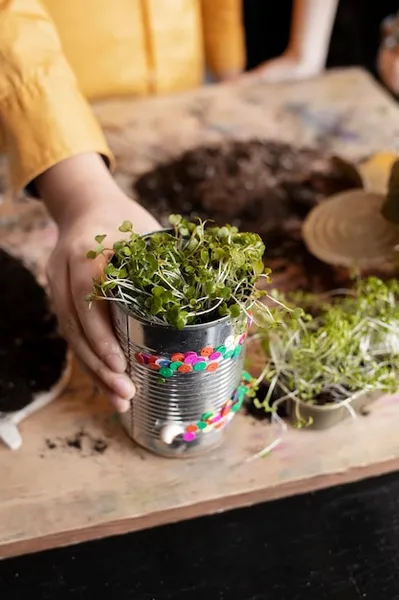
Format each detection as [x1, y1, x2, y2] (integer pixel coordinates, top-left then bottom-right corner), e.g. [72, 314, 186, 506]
[244, 382, 288, 422]
[135, 140, 361, 235]
[45, 429, 109, 455]
[0, 249, 68, 413]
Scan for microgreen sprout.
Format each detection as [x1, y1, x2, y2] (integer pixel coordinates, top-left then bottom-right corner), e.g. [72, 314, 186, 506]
[250, 277, 399, 426]
[87, 215, 288, 330]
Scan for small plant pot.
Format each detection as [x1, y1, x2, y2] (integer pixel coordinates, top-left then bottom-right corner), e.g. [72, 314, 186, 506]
[0, 351, 72, 449]
[287, 389, 382, 430]
[111, 303, 249, 457]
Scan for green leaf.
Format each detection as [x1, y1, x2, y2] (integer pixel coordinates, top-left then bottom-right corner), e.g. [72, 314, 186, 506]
[105, 264, 118, 276]
[218, 304, 229, 317]
[206, 281, 216, 295]
[184, 286, 196, 300]
[95, 234, 106, 244]
[229, 304, 241, 318]
[113, 241, 124, 252]
[86, 244, 104, 259]
[187, 238, 198, 251]
[150, 296, 163, 315]
[153, 285, 165, 297]
[119, 220, 133, 233]
[176, 316, 186, 330]
[217, 227, 229, 239]
[147, 254, 158, 271]
[219, 286, 231, 300]
[212, 248, 225, 261]
[231, 249, 245, 267]
[169, 214, 182, 226]
[253, 260, 264, 275]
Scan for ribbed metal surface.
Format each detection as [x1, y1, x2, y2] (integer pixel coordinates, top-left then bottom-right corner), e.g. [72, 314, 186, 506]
[111, 303, 246, 457]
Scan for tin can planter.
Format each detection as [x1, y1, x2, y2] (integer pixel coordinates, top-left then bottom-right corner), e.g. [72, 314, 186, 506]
[111, 303, 249, 457]
[287, 388, 382, 430]
[87, 216, 275, 456]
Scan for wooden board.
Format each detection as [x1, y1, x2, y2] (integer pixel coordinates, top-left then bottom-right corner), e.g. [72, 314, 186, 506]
[93, 68, 399, 190]
[2, 68, 399, 286]
[1, 68, 399, 560]
[1, 361, 399, 559]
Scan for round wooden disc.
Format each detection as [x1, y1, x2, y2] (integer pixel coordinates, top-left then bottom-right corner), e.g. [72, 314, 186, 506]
[302, 190, 399, 268]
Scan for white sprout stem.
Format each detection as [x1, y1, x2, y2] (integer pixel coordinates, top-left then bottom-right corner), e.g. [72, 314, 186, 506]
[107, 279, 152, 296]
[156, 272, 185, 298]
[186, 297, 224, 317]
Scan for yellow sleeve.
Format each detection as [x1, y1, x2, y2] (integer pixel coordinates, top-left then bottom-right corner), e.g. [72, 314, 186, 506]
[0, 0, 113, 194]
[200, 0, 246, 77]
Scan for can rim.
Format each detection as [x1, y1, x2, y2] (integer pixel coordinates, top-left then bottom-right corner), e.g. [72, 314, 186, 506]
[111, 298, 241, 331]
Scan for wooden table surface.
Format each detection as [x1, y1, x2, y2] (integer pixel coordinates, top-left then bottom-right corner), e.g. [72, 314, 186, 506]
[1, 363, 399, 560]
[1, 68, 399, 560]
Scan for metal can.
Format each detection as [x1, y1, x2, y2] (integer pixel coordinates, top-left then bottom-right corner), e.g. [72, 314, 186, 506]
[111, 302, 248, 457]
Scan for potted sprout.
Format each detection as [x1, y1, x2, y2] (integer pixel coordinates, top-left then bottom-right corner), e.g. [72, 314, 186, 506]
[88, 215, 283, 456]
[251, 277, 399, 430]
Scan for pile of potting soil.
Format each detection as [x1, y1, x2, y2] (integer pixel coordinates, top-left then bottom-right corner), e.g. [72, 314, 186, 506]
[0, 248, 68, 413]
[134, 140, 361, 293]
[134, 140, 361, 235]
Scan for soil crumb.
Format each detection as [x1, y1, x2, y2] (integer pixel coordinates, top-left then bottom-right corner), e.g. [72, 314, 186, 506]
[92, 439, 108, 454]
[45, 430, 109, 456]
[66, 430, 85, 450]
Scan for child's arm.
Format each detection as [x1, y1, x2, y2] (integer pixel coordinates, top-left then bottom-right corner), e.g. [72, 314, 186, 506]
[0, 0, 160, 411]
[0, 0, 112, 195]
[244, 0, 339, 83]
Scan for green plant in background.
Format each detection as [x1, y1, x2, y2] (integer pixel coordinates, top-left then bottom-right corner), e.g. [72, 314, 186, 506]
[251, 277, 399, 426]
[87, 215, 293, 330]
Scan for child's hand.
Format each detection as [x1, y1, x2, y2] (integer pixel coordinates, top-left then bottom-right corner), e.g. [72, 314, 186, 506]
[37, 154, 161, 412]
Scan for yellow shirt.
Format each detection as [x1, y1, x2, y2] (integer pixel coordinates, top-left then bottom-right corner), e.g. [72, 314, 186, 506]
[0, 0, 245, 192]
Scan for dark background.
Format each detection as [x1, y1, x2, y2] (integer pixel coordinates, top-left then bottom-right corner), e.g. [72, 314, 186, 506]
[2, 472, 399, 599]
[244, 0, 399, 78]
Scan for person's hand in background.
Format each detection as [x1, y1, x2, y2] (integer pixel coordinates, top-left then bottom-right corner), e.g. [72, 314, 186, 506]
[241, 0, 338, 84]
[37, 153, 161, 413]
[378, 13, 399, 97]
[378, 45, 399, 96]
[242, 51, 323, 84]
